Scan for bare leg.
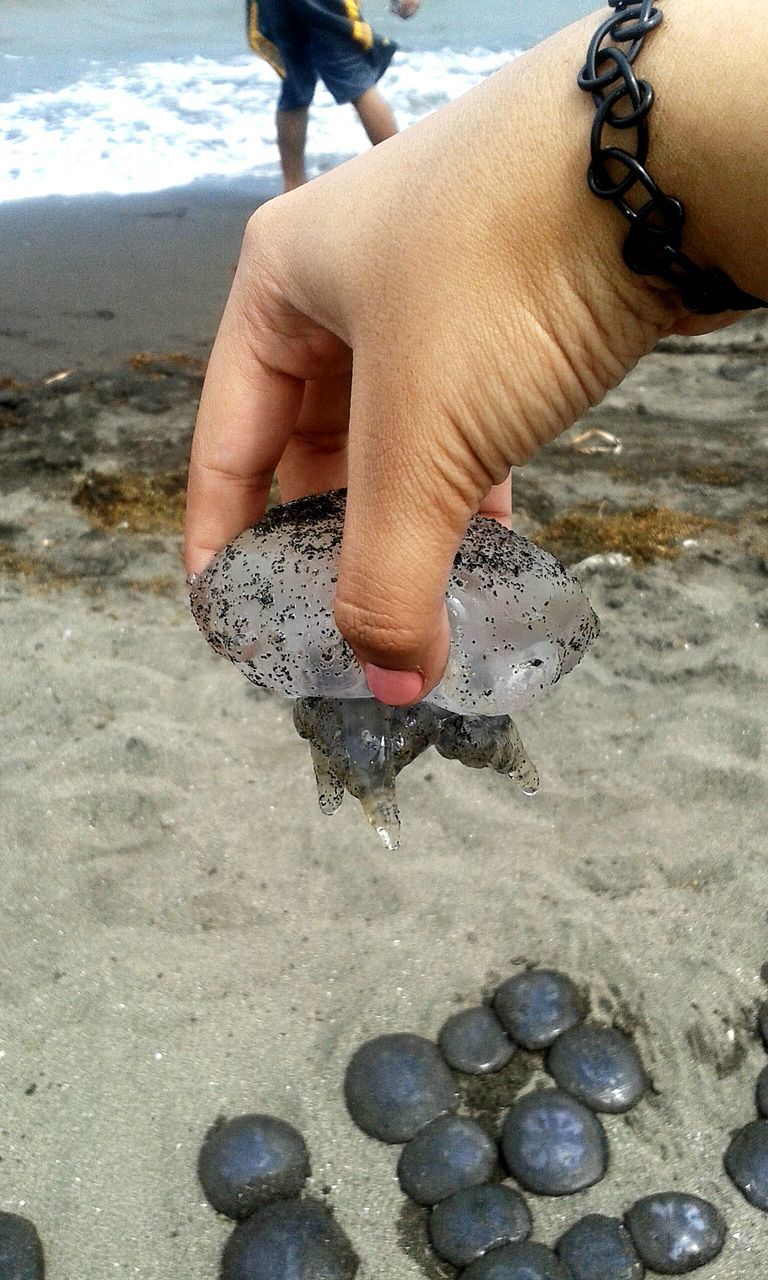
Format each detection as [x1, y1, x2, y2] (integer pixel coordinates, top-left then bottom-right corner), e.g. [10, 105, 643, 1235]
[353, 86, 398, 146]
[276, 107, 309, 191]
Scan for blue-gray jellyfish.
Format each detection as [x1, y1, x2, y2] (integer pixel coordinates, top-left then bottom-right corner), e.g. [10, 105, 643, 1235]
[460, 1240, 572, 1279]
[556, 1213, 643, 1280]
[0, 1212, 45, 1280]
[197, 1114, 310, 1219]
[758, 1000, 768, 1048]
[545, 1024, 647, 1114]
[438, 1006, 516, 1075]
[757, 1064, 768, 1118]
[396, 1114, 498, 1205]
[500, 1088, 608, 1196]
[724, 1120, 768, 1211]
[428, 1185, 533, 1268]
[493, 969, 585, 1051]
[189, 490, 599, 848]
[220, 1198, 358, 1280]
[624, 1193, 726, 1274]
[344, 1032, 458, 1143]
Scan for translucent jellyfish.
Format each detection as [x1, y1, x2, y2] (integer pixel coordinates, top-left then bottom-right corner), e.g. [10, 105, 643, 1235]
[189, 490, 599, 848]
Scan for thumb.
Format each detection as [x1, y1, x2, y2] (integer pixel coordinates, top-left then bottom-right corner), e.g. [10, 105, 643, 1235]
[333, 362, 490, 706]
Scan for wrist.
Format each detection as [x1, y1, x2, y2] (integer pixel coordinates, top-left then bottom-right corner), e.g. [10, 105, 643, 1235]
[575, 0, 768, 314]
[487, 18, 686, 406]
[494, 0, 768, 383]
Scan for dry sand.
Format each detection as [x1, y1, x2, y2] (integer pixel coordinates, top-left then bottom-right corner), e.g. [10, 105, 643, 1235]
[1, 192, 767, 1277]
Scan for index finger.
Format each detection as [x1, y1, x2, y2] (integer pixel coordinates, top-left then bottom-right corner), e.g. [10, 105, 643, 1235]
[184, 301, 304, 576]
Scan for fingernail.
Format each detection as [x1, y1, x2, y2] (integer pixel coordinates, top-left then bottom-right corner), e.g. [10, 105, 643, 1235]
[364, 664, 425, 706]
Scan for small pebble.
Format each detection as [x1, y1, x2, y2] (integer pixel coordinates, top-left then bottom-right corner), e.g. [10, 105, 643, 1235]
[344, 1033, 457, 1143]
[438, 1006, 516, 1075]
[0, 1212, 45, 1280]
[429, 1184, 533, 1268]
[501, 1087, 608, 1196]
[556, 1213, 643, 1280]
[546, 1024, 647, 1113]
[397, 1115, 497, 1205]
[198, 1113, 310, 1219]
[625, 1192, 726, 1274]
[220, 1198, 358, 1279]
[724, 1120, 768, 1210]
[493, 970, 584, 1050]
[756, 1064, 768, 1117]
[460, 1240, 571, 1279]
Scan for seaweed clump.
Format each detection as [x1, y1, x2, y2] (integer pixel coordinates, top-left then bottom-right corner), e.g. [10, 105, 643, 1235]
[537, 504, 728, 566]
[126, 351, 206, 377]
[72, 469, 187, 534]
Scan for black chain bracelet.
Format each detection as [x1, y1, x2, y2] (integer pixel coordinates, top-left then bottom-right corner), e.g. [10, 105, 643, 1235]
[578, 0, 767, 315]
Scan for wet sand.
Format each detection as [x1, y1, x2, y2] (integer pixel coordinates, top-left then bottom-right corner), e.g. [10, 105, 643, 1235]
[1, 189, 768, 1277]
[0, 183, 270, 379]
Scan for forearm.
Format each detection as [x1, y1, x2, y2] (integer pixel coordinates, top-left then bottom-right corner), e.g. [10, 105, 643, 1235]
[646, 0, 768, 305]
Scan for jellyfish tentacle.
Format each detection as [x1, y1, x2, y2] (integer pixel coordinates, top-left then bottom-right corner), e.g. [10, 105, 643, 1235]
[496, 719, 540, 793]
[309, 743, 345, 815]
[339, 701, 401, 851]
[433, 711, 539, 792]
[294, 698, 346, 815]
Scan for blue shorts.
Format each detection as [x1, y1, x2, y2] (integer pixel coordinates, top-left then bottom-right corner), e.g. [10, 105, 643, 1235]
[248, 0, 397, 111]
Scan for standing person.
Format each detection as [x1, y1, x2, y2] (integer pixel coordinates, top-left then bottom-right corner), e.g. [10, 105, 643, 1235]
[247, 0, 420, 191]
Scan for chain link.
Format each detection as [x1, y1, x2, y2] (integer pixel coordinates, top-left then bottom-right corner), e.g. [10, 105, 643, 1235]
[578, 0, 766, 314]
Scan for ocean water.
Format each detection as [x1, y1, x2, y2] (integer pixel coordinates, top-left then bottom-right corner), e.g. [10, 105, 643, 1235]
[0, 0, 596, 202]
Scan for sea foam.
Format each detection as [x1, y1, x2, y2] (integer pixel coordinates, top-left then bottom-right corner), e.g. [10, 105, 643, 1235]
[0, 47, 516, 202]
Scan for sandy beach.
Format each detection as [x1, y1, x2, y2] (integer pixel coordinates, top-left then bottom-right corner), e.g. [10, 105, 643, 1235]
[1, 188, 768, 1278]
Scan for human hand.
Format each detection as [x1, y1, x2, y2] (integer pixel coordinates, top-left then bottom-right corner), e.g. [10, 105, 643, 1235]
[390, 0, 420, 18]
[185, 2, 766, 707]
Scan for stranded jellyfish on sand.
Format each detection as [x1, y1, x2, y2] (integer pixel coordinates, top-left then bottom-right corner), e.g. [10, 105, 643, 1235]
[189, 490, 599, 848]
